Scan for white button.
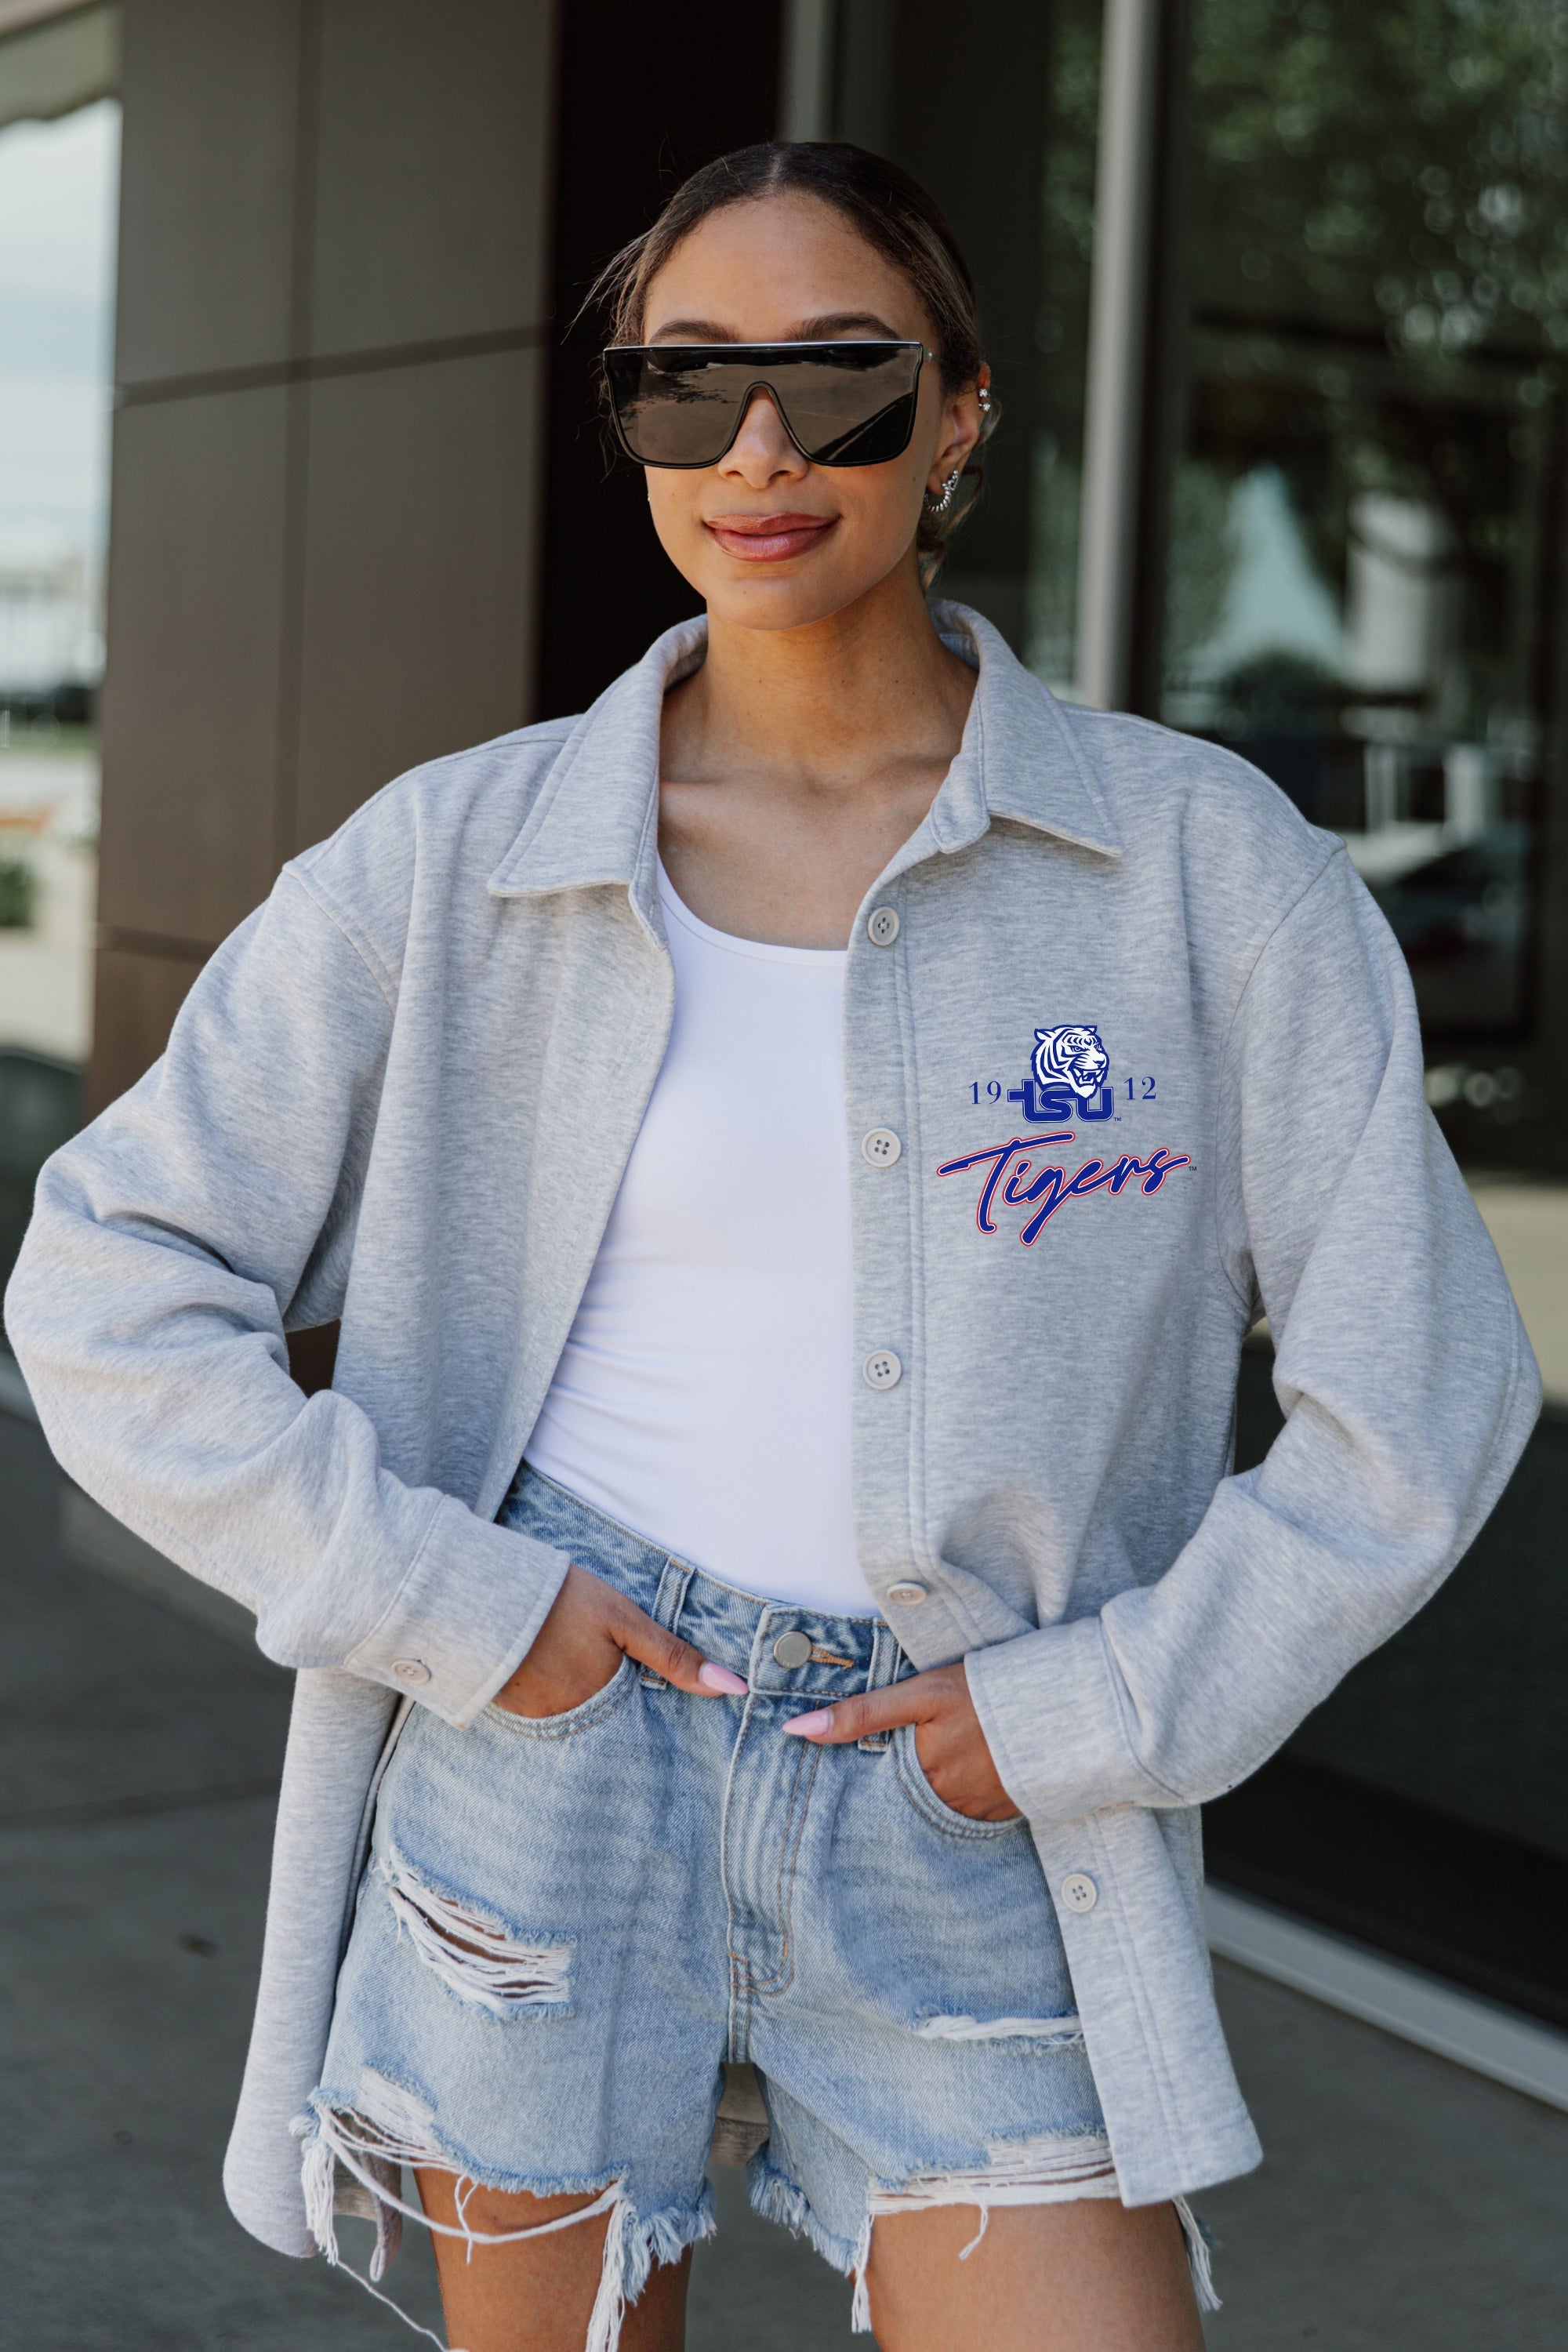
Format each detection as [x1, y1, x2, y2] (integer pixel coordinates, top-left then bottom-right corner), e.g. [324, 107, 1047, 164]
[391, 1658, 431, 1686]
[1060, 1872, 1098, 1914]
[887, 1580, 928, 1606]
[862, 1349, 902, 1390]
[866, 906, 900, 946]
[862, 1128, 902, 1167]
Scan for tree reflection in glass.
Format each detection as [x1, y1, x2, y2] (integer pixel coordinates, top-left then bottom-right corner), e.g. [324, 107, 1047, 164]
[1165, 0, 1568, 1044]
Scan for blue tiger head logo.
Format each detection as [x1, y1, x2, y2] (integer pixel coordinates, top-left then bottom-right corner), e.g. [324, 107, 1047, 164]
[1033, 1024, 1110, 1102]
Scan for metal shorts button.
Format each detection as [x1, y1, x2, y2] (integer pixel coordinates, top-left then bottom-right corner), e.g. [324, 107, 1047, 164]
[1060, 1872, 1098, 1914]
[866, 906, 900, 946]
[771, 1629, 813, 1669]
[887, 1579, 928, 1606]
[861, 1127, 902, 1167]
[391, 1658, 431, 1686]
[862, 1348, 902, 1390]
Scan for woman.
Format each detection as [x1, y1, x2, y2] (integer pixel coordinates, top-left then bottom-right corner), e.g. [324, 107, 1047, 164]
[7, 143, 1537, 2352]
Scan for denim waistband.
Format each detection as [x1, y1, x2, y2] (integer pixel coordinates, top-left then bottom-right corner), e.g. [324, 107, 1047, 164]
[504, 1464, 910, 1709]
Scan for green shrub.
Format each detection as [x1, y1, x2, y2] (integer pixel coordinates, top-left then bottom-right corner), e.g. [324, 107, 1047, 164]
[0, 860, 36, 929]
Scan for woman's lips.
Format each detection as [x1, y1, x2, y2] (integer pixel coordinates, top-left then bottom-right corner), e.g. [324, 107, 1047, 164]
[706, 512, 837, 563]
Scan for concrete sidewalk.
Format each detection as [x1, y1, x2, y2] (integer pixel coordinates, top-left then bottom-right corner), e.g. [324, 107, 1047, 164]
[5, 1405, 1566, 2349]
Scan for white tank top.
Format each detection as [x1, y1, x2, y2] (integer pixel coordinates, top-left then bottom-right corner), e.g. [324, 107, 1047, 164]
[525, 860, 877, 1614]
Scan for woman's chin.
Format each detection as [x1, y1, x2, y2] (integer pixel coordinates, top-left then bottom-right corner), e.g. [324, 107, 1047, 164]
[696, 555, 913, 635]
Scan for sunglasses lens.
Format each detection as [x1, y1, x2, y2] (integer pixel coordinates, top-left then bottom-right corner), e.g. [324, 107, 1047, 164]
[764, 351, 921, 466]
[605, 346, 922, 467]
[604, 352, 753, 465]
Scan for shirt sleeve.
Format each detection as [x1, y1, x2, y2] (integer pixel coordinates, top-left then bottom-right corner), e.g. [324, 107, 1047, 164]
[965, 848, 1541, 1828]
[3, 867, 569, 1728]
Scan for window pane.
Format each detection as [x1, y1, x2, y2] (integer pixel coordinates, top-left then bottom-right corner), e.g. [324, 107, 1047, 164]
[1164, 0, 1568, 1047]
[0, 82, 118, 1323]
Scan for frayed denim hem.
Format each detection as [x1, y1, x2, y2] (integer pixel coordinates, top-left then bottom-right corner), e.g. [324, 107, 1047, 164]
[744, 2140, 1219, 2330]
[746, 2151, 860, 2276]
[292, 2096, 716, 2351]
[744, 2151, 880, 2331]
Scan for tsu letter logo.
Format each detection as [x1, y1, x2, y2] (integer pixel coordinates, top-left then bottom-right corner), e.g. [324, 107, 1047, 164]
[1033, 1024, 1109, 1103]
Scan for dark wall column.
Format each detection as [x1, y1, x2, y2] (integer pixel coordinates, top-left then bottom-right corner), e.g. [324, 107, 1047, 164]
[535, 0, 785, 718]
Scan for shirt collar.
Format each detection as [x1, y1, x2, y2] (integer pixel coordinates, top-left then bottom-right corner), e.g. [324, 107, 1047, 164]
[488, 601, 1121, 924]
[924, 601, 1122, 860]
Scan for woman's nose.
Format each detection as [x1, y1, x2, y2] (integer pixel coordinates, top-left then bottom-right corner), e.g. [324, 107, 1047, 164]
[721, 387, 807, 482]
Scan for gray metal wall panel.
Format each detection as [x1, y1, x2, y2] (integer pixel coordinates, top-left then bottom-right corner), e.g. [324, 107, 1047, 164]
[86, 944, 205, 1116]
[114, 0, 303, 386]
[308, 0, 555, 358]
[96, 387, 290, 943]
[289, 346, 543, 847]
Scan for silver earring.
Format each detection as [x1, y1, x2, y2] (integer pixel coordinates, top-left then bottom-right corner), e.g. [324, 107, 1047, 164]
[924, 472, 960, 519]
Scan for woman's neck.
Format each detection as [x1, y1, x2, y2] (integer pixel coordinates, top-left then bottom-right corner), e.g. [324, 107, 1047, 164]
[660, 560, 975, 797]
[655, 561, 979, 950]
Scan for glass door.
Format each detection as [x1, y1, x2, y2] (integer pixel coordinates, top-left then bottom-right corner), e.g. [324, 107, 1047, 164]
[1156, 0, 1568, 2019]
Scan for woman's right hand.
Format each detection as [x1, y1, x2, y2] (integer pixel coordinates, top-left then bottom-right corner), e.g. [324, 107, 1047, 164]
[492, 1562, 748, 1717]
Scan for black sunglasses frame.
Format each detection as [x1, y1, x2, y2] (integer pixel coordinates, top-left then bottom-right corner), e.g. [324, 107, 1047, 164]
[602, 339, 933, 470]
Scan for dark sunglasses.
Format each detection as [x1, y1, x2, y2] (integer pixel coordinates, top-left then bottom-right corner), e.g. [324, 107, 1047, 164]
[602, 339, 931, 469]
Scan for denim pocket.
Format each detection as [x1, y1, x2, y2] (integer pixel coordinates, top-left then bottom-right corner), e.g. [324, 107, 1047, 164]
[481, 1653, 638, 1740]
[891, 1722, 1026, 1840]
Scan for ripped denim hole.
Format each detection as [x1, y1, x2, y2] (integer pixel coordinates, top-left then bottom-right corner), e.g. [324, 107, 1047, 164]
[914, 2010, 1086, 2046]
[378, 1842, 572, 2019]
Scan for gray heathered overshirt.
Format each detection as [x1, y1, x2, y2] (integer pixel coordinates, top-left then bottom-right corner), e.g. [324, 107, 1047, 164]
[5, 605, 1538, 2246]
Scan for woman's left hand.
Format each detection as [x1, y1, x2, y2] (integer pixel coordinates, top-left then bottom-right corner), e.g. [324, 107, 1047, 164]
[781, 1661, 1022, 1822]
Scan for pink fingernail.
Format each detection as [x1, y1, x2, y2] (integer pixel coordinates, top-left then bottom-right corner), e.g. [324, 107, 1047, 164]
[698, 1662, 748, 1695]
[782, 1709, 834, 1738]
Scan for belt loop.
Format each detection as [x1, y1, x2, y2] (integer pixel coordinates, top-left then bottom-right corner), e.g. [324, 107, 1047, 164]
[640, 1557, 695, 1688]
[858, 1621, 899, 1752]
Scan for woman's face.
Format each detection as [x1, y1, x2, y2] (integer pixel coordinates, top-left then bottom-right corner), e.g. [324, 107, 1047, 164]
[635, 193, 985, 633]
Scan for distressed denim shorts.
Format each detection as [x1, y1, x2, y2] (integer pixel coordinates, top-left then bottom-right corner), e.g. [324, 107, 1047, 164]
[299, 1467, 1160, 2344]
